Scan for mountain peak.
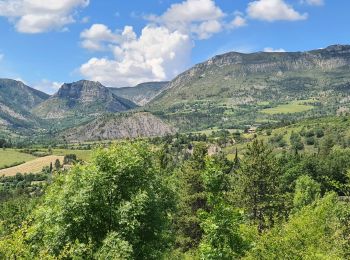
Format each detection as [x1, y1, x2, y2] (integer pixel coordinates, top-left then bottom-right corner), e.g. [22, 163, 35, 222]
[33, 80, 136, 119]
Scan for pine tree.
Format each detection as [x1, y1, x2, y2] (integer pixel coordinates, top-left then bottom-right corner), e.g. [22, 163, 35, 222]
[234, 140, 282, 233]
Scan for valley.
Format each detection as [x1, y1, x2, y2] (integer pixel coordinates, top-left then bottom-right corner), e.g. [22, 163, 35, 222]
[1, 45, 350, 259]
[2, 45, 350, 144]
[2, 0, 350, 258]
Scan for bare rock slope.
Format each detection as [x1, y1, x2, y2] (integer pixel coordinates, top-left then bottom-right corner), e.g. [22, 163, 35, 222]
[62, 112, 175, 142]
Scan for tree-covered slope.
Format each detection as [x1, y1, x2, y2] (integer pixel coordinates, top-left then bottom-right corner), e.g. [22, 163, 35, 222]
[148, 45, 350, 131]
[0, 79, 49, 128]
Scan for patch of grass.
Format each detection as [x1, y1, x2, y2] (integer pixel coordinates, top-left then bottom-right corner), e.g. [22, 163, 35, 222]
[257, 101, 270, 106]
[51, 149, 92, 161]
[261, 100, 314, 115]
[0, 149, 36, 169]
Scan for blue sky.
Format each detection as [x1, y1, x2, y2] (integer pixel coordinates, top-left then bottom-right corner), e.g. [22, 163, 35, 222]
[0, 0, 349, 94]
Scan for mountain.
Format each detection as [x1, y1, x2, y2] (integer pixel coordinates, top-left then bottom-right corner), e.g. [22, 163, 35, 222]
[0, 79, 49, 128]
[32, 80, 137, 120]
[109, 81, 168, 106]
[148, 45, 350, 131]
[62, 112, 175, 142]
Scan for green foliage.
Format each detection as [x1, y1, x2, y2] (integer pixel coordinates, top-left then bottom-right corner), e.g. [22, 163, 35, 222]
[54, 158, 61, 170]
[198, 157, 248, 259]
[63, 153, 77, 164]
[2, 121, 350, 259]
[95, 232, 133, 260]
[173, 143, 208, 251]
[290, 132, 304, 151]
[234, 140, 283, 233]
[293, 175, 321, 211]
[3, 142, 174, 259]
[245, 193, 350, 260]
[198, 202, 246, 260]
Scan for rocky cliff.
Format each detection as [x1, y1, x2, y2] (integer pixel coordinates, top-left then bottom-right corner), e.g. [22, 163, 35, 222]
[62, 112, 175, 142]
[33, 80, 137, 119]
[150, 45, 350, 108]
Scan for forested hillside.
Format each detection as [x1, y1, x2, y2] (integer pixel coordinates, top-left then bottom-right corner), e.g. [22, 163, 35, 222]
[148, 45, 350, 131]
[1, 115, 350, 259]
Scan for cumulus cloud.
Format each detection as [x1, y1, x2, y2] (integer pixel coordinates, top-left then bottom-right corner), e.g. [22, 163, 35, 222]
[247, 0, 308, 21]
[80, 26, 192, 87]
[147, 0, 225, 39]
[79, 0, 246, 87]
[80, 24, 121, 51]
[0, 0, 89, 33]
[263, 47, 286, 52]
[33, 79, 63, 94]
[229, 15, 247, 29]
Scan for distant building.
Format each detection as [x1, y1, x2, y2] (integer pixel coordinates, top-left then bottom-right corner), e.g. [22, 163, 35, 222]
[248, 126, 257, 134]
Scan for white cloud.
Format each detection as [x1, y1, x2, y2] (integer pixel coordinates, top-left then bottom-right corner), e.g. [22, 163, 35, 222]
[33, 79, 63, 94]
[263, 47, 286, 52]
[79, 0, 251, 88]
[247, 0, 308, 21]
[302, 0, 324, 6]
[81, 24, 121, 51]
[229, 15, 247, 29]
[147, 0, 225, 39]
[0, 0, 89, 33]
[80, 26, 192, 87]
[79, 0, 242, 87]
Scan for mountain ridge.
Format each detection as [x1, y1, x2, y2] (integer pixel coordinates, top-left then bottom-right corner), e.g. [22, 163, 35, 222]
[147, 44, 350, 131]
[109, 81, 168, 106]
[32, 80, 137, 119]
[0, 79, 49, 129]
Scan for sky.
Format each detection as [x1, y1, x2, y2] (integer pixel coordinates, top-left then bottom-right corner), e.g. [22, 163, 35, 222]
[0, 0, 349, 94]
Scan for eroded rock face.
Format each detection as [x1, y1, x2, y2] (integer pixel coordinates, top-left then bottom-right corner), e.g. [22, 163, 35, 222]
[56, 81, 110, 103]
[33, 80, 137, 119]
[63, 112, 175, 142]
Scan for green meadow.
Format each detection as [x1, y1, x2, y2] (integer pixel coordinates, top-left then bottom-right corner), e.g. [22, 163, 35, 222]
[261, 100, 315, 115]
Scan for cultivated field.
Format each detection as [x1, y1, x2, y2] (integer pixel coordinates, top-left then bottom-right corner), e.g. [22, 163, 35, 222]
[51, 149, 92, 161]
[261, 100, 314, 115]
[0, 149, 36, 169]
[0, 155, 64, 177]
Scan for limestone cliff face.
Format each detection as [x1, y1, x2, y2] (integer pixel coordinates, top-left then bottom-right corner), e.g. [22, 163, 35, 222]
[150, 45, 350, 108]
[62, 112, 175, 142]
[33, 80, 137, 119]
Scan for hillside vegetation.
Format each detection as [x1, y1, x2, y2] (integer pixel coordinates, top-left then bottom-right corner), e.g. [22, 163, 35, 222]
[0, 79, 48, 129]
[1, 127, 350, 258]
[149, 45, 350, 131]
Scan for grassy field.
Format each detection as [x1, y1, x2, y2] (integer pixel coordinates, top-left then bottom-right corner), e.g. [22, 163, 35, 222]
[261, 100, 314, 115]
[0, 155, 64, 177]
[0, 150, 36, 169]
[51, 149, 92, 161]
